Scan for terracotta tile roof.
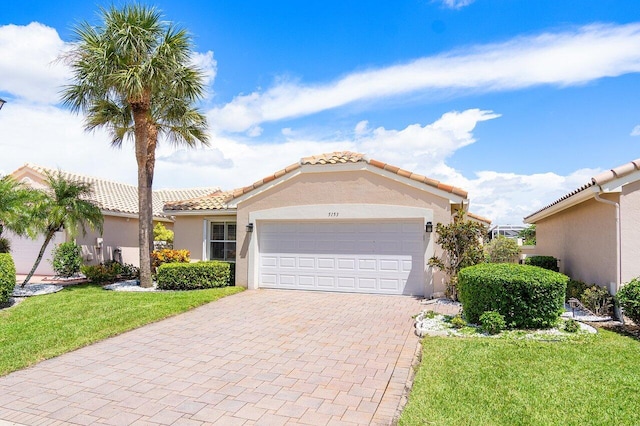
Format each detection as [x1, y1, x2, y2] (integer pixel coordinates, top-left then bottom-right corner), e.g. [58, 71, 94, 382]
[16, 164, 219, 218]
[524, 158, 640, 221]
[466, 212, 492, 225]
[165, 151, 468, 212]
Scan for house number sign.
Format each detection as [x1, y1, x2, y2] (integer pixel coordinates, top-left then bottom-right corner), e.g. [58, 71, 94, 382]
[328, 212, 339, 217]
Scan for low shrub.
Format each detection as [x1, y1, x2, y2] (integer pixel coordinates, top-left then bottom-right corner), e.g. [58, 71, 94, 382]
[51, 242, 82, 278]
[81, 261, 140, 283]
[0, 237, 11, 254]
[616, 278, 640, 325]
[81, 263, 118, 284]
[479, 311, 506, 335]
[151, 249, 190, 272]
[581, 285, 613, 317]
[0, 254, 16, 304]
[458, 263, 567, 329]
[566, 279, 589, 302]
[563, 319, 580, 333]
[449, 314, 466, 329]
[524, 255, 559, 272]
[156, 261, 231, 290]
[485, 236, 521, 263]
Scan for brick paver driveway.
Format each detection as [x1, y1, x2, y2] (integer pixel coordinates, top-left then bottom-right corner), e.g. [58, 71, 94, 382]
[0, 290, 421, 425]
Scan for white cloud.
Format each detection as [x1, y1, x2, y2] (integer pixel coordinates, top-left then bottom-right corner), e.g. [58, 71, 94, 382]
[631, 125, 640, 136]
[190, 50, 218, 90]
[437, 0, 475, 10]
[210, 23, 640, 133]
[0, 22, 70, 104]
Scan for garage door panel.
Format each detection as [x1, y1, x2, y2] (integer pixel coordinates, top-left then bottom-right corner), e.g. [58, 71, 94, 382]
[259, 221, 425, 295]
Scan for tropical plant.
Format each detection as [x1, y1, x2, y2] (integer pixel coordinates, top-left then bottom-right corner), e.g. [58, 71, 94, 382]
[428, 211, 487, 299]
[617, 278, 640, 325]
[485, 235, 521, 263]
[580, 285, 613, 317]
[51, 242, 83, 278]
[61, 4, 209, 287]
[153, 222, 174, 244]
[518, 225, 536, 245]
[0, 175, 42, 248]
[21, 171, 103, 286]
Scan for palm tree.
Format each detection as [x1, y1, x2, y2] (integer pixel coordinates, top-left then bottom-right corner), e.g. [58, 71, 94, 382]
[0, 176, 42, 252]
[61, 5, 209, 287]
[22, 171, 103, 286]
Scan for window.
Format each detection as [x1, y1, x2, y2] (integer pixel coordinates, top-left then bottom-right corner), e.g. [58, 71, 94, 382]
[209, 222, 236, 261]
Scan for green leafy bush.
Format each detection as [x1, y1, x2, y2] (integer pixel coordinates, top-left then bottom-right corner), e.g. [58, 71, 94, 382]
[485, 236, 521, 263]
[458, 263, 568, 329]
[563, 319, 580, 333]
[449, 314, 466, 329]
[81, 263, 118, 284]
[525, 255, 559, 272]
[0, 254, 16, 304]
[617, 278, 640, 325]
[156, 261, 231, 290]
[51, 242, 82, 278]
[0, 238, 11, 254]
[580, 285, 613, 317]
[566, 279, 589, 302]
[151, 248, 190, 272]
[479, 311, 506, 335]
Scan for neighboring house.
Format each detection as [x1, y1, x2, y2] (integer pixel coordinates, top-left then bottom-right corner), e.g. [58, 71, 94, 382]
[7, 164, 217, 275]
[488, 224, 527, 240]
[524, 158, 640, 294]
[165, 151, 488, 297]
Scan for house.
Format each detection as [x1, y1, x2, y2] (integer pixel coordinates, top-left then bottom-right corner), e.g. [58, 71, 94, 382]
[524, 158, 640, 294]
[7, 164, 217, 275]
[165, 151, 489, 297]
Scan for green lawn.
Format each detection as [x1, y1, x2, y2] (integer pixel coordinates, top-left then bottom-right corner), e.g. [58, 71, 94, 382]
[0, 284, 243, 376]
[400, 331, 640, 426]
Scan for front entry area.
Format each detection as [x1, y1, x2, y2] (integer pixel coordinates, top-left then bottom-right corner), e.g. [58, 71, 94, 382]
[258, 220, 426, 295]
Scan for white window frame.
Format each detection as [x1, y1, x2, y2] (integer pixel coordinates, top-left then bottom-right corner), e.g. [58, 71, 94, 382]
[208, 221, 236, 262]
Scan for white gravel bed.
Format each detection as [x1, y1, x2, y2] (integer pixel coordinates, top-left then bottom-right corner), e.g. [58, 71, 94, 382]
[103, 280, 160, 292]
[12, 284, 63, 297]
[562, 303, 612, 322]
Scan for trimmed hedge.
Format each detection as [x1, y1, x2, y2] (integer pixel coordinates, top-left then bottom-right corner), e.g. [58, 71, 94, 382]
[617, 278, 640, 325]
[458, 263, 568, 329]
[0, 254, 16, 304]
[525, 255, 559, 272]
[156, 261, 231, 290]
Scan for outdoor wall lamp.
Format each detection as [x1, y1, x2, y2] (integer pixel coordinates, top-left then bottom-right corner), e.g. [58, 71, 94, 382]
[425, 222, 433, 233]
[246, 223, 254, 232]
[0, 99, 6, 110]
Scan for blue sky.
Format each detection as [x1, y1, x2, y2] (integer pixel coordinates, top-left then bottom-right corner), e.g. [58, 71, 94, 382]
[1, 0, 640, 224]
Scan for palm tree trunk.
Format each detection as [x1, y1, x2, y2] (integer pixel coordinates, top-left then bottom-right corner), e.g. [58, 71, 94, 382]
[22, 230, 56, 286]
[133, 104, 154, 288]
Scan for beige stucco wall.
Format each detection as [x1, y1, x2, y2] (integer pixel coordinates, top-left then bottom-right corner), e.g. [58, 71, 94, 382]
[534, 195, 618, 292]
[621, 180, 640, 284]
[173, 214, 237, 261]
[233, 169, 454, 295]
[75, 215, 141, 266]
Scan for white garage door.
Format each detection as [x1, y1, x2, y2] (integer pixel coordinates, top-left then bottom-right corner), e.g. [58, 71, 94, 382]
[5, 231, 65, 276]
[259, 221, 425, 295]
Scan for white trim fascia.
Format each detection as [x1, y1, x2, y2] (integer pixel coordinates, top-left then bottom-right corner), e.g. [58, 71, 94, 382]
[229, 163, 466, 208]
[597, 169, 640, 193]
[525, 187, 597, 224]
[202, 219, 208, 261]
[164, 209, 237, 216]
[227, 168, 303, 208]
[101, 210, 172, 222]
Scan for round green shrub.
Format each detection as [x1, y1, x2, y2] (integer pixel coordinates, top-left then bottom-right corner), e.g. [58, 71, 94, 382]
[458, 263, 568, 329]
[449, 314, 466, 329]
[479, 311, 506, 335]
[617, 278, 640, 325]
[52, 242, 82, 278]
[0, 253, 16, 304]
[563, 319, 580, 333]
[524, 255, 559, 272]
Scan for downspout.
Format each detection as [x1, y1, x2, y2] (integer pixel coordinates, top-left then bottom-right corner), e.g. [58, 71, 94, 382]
[593, 187, 621, 296]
